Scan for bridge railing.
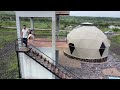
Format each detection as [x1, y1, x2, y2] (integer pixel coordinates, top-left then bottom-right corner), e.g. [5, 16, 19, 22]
[15, 38, 81, 79]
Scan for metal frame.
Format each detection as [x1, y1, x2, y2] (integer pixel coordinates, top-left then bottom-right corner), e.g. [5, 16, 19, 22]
[15, 11, 70, 79]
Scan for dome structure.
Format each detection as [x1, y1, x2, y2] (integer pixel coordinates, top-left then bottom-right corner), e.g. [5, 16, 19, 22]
[64, 22, 110, 62]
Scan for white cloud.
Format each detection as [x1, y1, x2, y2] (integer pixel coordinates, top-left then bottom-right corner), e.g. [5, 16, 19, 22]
[70, 11, 120, 18]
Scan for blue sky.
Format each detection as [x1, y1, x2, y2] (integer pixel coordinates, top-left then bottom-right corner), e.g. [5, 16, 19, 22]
[70, 11, 120, 18]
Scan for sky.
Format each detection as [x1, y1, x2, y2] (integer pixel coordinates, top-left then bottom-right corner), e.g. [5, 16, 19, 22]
[70, 11, 120, 18]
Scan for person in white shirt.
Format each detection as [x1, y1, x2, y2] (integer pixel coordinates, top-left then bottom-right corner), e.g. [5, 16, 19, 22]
[21, 25, 29, 47]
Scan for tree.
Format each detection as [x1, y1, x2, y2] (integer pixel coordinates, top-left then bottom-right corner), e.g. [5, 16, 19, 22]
[113, 28, 120, 32]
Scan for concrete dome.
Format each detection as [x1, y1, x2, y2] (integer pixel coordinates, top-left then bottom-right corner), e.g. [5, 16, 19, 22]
[64, 23, 110, 62]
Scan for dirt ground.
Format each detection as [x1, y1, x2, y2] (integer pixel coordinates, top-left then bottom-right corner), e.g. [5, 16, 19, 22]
[58, 47, 81, 68]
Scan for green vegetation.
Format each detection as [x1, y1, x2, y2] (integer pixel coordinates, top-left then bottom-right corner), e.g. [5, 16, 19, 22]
[1, 11, 120, 79]
[0, 27, 18, 79]
[1, 11, 120, 30]
[0, 21, 16, 27]
[99, 27, 110, 32]
[108, 28, 120, 44]
[113, 28, 120, 32]
[0, 52, 19, 79]
[111, 35, 120, 44]
[0, 11, 15, 15]
[0, 28, 17, 48]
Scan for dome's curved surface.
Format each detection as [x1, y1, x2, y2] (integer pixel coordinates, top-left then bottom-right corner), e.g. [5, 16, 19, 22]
[64, 24, 110, 62]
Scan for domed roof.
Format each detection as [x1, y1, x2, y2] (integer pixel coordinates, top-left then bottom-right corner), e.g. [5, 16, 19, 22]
[65, 23, 110, 61]
[67, 25, 110, 49]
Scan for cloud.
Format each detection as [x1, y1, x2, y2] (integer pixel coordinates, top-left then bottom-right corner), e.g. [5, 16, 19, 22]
[70, 11, 120, 18]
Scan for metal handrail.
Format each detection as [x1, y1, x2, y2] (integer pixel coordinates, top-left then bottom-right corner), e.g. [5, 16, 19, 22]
[28, 43, 80, 79]
[25, 51, 61, 79]
[15, 38, 81, 79]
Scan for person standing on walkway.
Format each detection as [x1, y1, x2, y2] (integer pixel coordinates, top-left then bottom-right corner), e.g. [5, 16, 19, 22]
[21, 25, 29, 47]
[28, 30, 34, 45]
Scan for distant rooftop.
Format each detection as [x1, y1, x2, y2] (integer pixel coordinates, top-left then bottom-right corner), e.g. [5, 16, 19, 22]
[55, 11, 70, 15]
[81, 22, 94, 26]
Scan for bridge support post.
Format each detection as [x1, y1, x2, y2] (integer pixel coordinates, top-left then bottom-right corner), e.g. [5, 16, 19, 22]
[30, 17, 34, 30]
[52, 15, 56, 79]
[16, 16, 22, 47]
[52, 15, 56, 63]
[56, 15, 60, 38]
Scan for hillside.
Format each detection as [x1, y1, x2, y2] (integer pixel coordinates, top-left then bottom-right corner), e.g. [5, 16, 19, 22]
[0, 11, 15, 15]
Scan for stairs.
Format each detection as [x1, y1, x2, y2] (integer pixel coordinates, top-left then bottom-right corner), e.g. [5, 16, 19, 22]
[15, 38, 80, 79]
[25, 48, 73, 79]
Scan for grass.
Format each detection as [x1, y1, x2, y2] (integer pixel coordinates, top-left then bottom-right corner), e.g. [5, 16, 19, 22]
[0, 11, 15, 15]
[0, 28, 17, 48]
[0, 20, 66, 30]
[34, 30, 67, 39]
[0, 53, 19, 79]
[98, 27, 120, 45]
[0, 20, 52, 29]
[111, 35, 120, 44]
[100, 27, 110, 32]
[0, 21, 16, 27]
[35, 30, 51, 34]
[0, 28, 19, 79]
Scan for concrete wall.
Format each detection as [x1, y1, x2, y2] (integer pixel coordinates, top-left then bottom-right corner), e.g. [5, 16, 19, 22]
[15, 11, 55, 17]
[29, 46, 55, 64]
[19, 52, 55, 79]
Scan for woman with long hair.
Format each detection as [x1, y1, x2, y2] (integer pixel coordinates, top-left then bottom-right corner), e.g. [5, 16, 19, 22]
[28, 30, 34, 45]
